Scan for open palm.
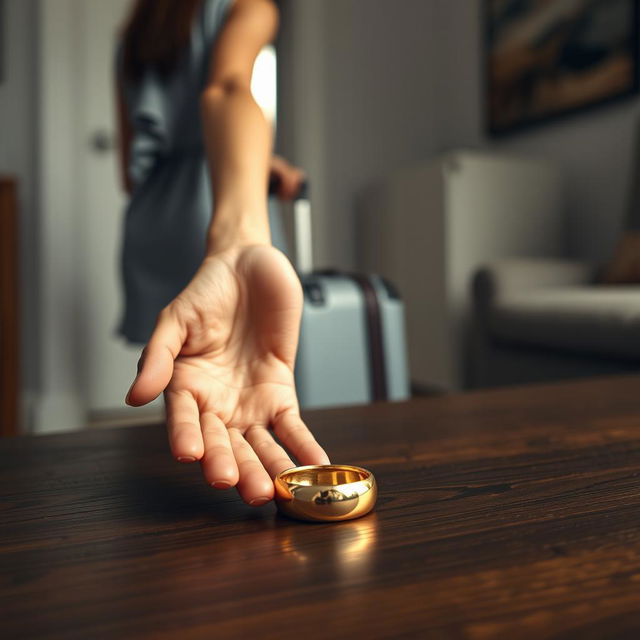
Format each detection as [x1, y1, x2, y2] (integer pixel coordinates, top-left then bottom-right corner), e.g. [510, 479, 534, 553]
[126, 245, 329, 505]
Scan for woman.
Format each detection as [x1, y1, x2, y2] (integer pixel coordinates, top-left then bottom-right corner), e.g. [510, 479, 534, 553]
[117, 0, 329, 506]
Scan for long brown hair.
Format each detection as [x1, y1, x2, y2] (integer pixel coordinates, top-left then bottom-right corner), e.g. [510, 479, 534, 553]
[122, 0, 203, 81]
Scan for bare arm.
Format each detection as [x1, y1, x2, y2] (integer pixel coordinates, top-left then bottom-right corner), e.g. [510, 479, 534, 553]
[201, 0, 278, 252]
[125, 0, 329, 504]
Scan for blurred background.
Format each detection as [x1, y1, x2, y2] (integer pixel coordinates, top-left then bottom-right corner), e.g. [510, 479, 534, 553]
[2, 0, 639, 435]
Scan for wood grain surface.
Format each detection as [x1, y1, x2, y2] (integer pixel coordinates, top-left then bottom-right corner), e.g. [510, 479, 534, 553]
[3, 376, 640, 639]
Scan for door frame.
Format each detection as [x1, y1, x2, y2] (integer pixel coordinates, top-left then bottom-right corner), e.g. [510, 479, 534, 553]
[34, 0, 86, 433]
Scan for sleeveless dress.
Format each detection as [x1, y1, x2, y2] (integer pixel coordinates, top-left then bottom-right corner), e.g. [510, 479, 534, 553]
[117, 0, 285, 343]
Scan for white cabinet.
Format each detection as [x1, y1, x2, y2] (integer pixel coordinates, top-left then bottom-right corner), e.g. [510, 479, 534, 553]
[359, 151, 564, 391]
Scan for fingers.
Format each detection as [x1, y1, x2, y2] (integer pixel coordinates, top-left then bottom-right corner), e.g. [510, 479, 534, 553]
[200, 412, 239, 488]
[228, 428, 275, 506]
[165, 390, 205, 462]
[166, 408, 327, 507]
[245, 426, 295, 479]
[273, 413, 330, 466]
[126, 308, 185, 406]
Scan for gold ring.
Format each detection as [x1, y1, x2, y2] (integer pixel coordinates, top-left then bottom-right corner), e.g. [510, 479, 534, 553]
[274, 464, 377, 522]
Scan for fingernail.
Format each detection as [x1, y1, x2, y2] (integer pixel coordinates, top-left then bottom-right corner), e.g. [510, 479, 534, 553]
[125, 378, 138, 406]
[249, 497, 270, 506]
[212, 481, 231, 489]
[177, 456, 196, 463]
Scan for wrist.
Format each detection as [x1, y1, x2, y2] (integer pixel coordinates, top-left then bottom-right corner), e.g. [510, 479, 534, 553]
[207, 207, 271, 254]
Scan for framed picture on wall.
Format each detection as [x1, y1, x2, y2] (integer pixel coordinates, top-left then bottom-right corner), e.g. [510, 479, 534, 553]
[485, 0, 640, 137]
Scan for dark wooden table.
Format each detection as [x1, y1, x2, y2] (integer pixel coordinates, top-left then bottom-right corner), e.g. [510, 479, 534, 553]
[3, 377, 640, 639]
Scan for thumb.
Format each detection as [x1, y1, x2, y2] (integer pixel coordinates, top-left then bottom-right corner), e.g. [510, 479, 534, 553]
[125, 309, 185, 406]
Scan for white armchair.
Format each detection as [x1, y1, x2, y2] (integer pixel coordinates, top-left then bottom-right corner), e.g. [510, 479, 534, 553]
[471, 258, 640, 388]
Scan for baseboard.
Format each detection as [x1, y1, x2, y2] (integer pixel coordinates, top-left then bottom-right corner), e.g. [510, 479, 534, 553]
[87, 406, 164, 429]
[29, 391, 86, 434]
[20, 390, 37, 434]
[24, 391, 165, 434]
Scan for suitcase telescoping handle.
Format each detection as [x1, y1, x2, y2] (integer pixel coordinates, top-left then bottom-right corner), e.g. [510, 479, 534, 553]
[268, 176, 313, 275]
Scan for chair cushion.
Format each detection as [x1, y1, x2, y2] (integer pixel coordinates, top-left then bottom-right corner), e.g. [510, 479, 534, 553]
[488, 286, 640, 360]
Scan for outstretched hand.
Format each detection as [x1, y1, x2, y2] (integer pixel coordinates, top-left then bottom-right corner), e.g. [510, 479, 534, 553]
[125, 245, 329, 506]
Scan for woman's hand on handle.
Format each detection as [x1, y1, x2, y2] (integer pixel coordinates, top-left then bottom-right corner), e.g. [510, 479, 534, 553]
[125, 244, 329, 506]
[269, 155, 305, 201]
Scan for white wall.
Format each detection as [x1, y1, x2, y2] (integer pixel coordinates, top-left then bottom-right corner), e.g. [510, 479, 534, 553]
[0, 0, 39, 426]
[432, 0, 640, 262]
[278, 0, 439, 270]
[279, 0, 639, 267]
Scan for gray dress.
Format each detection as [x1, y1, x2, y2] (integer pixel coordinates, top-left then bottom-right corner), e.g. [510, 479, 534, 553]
[118, 0, 284, 344]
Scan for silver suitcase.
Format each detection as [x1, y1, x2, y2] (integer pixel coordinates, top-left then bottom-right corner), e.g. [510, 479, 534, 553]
[281, 183, 410, 409]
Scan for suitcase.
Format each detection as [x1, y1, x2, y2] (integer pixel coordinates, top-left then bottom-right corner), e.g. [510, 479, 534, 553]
[279, 182, 410, 409]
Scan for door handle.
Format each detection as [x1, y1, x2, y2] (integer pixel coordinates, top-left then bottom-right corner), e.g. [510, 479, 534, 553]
[89, 130, 116, 153]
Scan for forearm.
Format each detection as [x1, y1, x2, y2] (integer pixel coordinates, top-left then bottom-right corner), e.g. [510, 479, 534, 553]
[201, 84, 272, 253]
